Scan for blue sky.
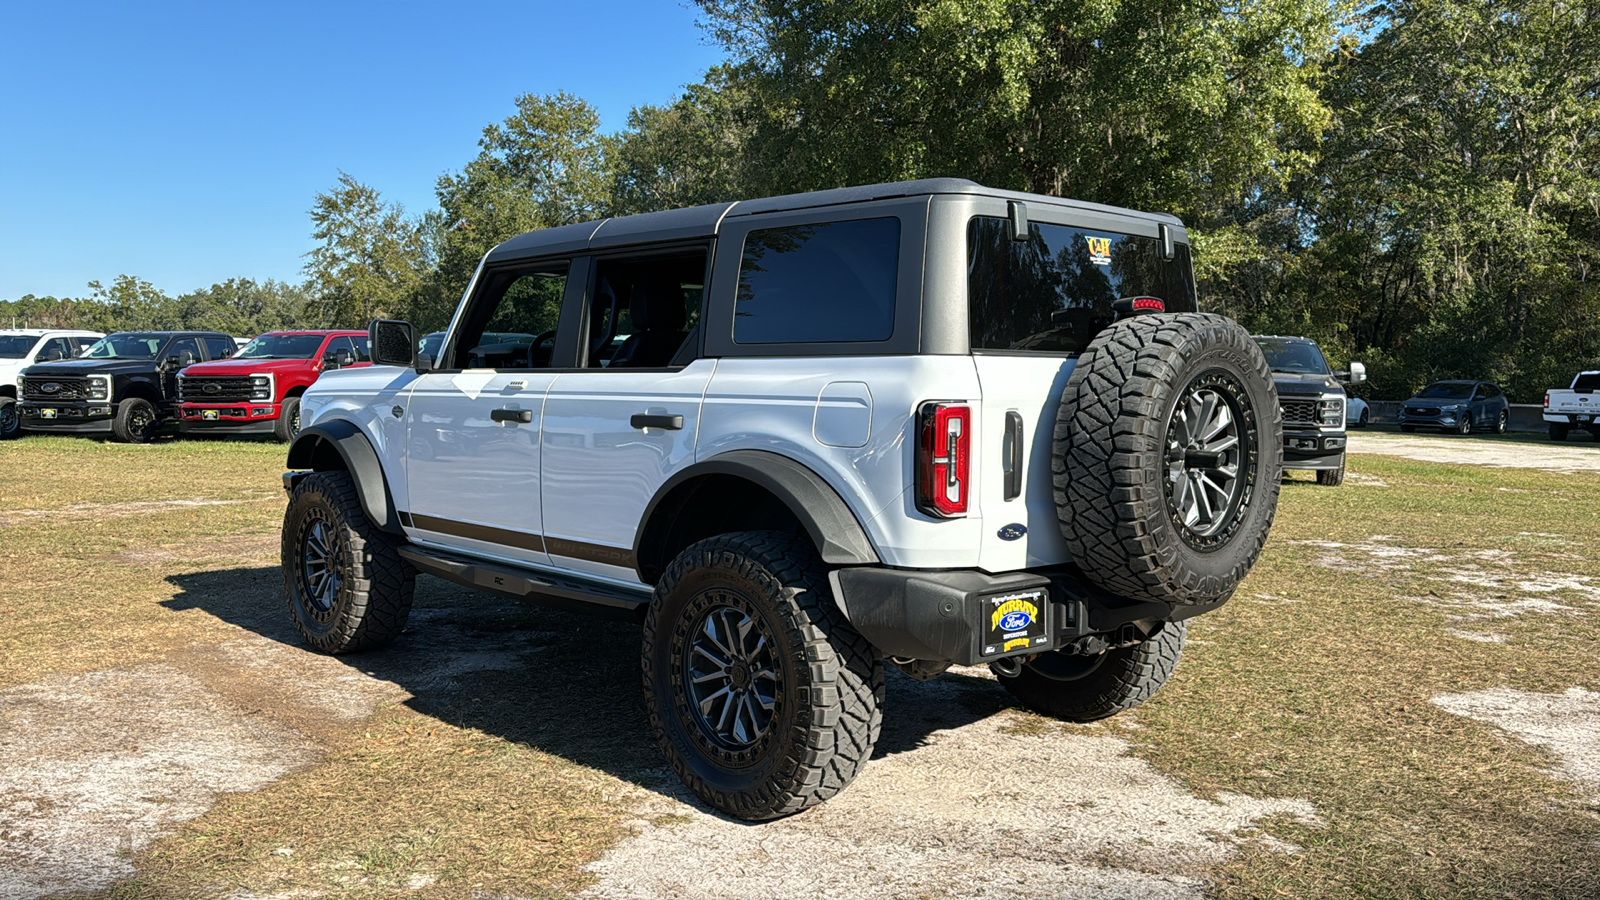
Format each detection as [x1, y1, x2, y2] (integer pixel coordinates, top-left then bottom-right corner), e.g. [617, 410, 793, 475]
[0, 1, 725, 300]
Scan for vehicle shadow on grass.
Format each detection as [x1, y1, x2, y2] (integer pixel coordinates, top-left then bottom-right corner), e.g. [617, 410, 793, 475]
[162, 566, 1011, 812]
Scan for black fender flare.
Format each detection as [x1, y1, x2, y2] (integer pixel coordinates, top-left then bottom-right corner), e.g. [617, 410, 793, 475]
[285, 419, 400, 534]
[633, 449, 880, 578]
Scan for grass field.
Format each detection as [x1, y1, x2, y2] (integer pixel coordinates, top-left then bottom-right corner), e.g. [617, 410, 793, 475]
[1, 434, 1597, 898]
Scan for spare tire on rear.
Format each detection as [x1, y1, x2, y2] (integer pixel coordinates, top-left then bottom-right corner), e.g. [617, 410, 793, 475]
[1053, 313, 1280, 605]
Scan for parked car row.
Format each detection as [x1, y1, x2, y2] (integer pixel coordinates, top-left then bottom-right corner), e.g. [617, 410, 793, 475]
[0, 328, 370, 443]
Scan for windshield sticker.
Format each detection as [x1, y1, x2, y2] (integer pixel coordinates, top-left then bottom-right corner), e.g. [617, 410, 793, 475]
[1086, 236, 1112, 266]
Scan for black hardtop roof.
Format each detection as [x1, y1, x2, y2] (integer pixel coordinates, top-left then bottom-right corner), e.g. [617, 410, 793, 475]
[487, 178, 1185, 263]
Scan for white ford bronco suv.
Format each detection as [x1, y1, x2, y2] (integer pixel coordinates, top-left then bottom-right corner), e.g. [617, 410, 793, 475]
[279, 179, 1282, 820]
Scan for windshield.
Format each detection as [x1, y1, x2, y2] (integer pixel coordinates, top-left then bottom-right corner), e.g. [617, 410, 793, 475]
[968, 217, 1197, 355]
[1417, 382, 1474, 400]
[0, 336, 38, 359]
[1253, 338, 1330, 375]
[235, 333, 326, 360]
[82, 333, 165, 360]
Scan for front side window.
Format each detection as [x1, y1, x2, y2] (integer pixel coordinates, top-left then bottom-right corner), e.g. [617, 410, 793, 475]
[454, 266, 568, 369]
[236, 333, 326, 360]
[735, 217, 899, 344]
[83, 333, 165, 360]
[204, 336, 235, 360]
[167, 337, 202, 363]
[34, 337, 72, 361]
[968, 217, 1197, 355]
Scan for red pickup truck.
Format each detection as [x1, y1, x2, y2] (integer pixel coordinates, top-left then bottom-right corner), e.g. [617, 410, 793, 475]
[176, 330, 369, 441]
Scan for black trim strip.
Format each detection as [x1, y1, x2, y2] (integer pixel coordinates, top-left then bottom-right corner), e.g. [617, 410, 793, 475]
[402, 511, 638, 569]
[408, 513, 545, 552]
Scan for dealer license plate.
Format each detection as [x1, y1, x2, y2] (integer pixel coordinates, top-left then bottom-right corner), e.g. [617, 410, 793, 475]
[982, 589, 1051, 658]
[202, 409, 220, 421]
[39, 408, 57, 419]
[1576, 415, 1591, 423]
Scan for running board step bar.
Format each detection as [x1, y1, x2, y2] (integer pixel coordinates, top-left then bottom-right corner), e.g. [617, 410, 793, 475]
[398, 544, 651, 618]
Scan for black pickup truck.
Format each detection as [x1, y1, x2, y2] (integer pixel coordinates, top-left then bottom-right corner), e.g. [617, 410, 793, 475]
[17, 331, 236, 442]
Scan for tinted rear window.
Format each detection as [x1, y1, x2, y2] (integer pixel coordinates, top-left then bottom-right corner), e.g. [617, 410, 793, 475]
[1574, 373, 1600, 391]
[968, 217, 1196, 354]
[734, 218, 899, 344]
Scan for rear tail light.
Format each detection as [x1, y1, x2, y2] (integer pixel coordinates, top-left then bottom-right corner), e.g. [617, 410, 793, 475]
[1544, 392, 1550, 409]
[916, 402, 970, 518]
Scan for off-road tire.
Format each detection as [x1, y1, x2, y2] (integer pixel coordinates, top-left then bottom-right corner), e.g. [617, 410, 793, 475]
[274, 396, 302, 443]
[0, 398, 18, 440]
[112, 397, 158, 444]
[1316, 454, 1346, 486]
[1054, 313, 1281, 605]
[997, 621, 1187, 722]
[281, 470, 414, 653]
[1550, 422, 1570, 441]
[642, 531, 883, 821]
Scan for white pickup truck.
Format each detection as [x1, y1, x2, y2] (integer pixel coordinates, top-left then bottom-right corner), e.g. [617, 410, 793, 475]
[1545, 371, 1600, 440]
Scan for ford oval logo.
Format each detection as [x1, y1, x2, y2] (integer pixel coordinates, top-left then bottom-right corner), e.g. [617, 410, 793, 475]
[202, 383, 220, 394]
[997, 523, 1027, 541]
[999, 610, 1034, 631]
[40, 382, 60, 394]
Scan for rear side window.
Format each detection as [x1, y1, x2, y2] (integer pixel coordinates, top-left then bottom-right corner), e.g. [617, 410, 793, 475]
[735, 218, 899, 344]
[968, 217, 1197, 355]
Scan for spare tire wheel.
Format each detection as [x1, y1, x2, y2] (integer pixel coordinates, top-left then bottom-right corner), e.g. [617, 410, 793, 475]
[1053, 313, 1281, 605]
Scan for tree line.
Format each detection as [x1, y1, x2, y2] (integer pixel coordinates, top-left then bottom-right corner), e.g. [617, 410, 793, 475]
[5, 0, 1595, 402]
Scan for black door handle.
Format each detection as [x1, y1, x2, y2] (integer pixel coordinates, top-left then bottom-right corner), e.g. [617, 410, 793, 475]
[491, 408, 533, 424]
[631, 413, 684, 431]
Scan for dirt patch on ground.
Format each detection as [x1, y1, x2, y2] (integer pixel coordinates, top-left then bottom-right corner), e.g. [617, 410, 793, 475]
[1431, 687, 1600, 804]
[0, 666, 318, 899]
[1346, 433, 1600, 473]
[0, 498, 277, 530]
[580, 671, 1317, 900]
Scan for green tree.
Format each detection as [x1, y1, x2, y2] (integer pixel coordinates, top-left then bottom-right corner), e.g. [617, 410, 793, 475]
[692, 0, 1349, 218]
[87, 275, 177, 330]
[612, 68, 755, 214]
[173, 278, 315, 336]
[305, 172, 432, 329]
[431, 92, 614, 316]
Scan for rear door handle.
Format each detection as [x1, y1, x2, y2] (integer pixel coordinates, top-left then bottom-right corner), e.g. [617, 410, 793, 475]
[631, 413, 684, 431]
[491, 408, 533, 424]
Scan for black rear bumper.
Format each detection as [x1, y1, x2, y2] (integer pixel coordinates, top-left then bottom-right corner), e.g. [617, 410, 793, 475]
[829, 565, 1223, 666]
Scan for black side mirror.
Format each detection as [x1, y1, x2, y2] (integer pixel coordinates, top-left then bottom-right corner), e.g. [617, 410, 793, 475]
[324, 349, 356, 369]
[370, 319, 418, 368]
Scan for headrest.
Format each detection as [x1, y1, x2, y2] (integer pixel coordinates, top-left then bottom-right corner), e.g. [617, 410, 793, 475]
[629, 276, 686, 331]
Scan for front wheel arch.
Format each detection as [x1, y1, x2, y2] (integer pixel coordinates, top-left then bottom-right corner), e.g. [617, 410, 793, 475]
[286, 420, 400, 534]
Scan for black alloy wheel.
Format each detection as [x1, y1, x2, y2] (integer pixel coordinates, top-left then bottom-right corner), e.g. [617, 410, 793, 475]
[1163, 370, 1255, 550]
[683, 600, 782, 753]
[297, 516, 341, 618]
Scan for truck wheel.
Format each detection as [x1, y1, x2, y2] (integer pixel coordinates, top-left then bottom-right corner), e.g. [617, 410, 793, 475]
[112, 398, 158, 443]
[1316, 454, 1346, 486]
[1054, 313, 1281, 606]
[281, 470, 414, 653]
[643, 531, 883, 821]
[274, 396, 302, 443]
[996, 621, 1186, 722]
[1550, 423, 1569, 441]
[0, 398, 18, 440]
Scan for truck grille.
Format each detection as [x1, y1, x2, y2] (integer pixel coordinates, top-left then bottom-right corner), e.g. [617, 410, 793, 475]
[179, 376, 255, 403]
[1405, 405, 1439, 417]
[1279, 398, 1318, 425]
[22, 376, 88, 401]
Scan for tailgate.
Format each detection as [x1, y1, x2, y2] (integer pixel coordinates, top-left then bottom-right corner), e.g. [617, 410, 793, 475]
[970, 355, 1077, 573]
